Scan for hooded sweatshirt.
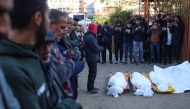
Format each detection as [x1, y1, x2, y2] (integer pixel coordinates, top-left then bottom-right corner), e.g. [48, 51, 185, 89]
[0, 38, 50, 109]
[112, 20, 124, 43]
[170, 15, 185, 46]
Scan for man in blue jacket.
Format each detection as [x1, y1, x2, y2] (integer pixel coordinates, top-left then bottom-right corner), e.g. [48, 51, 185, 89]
[84, 23, 104, 94]
[132, 18, 145, 65]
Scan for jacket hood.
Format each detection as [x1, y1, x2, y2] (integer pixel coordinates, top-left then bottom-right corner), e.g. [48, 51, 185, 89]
[0, 38, 39, 59]
[175, 15, 182, 24]
[88, 23, 97, 34]
[116, 20, 121, 26]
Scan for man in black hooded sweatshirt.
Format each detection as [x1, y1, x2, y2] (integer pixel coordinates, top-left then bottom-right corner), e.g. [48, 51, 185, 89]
[170, 15, 185, 64]
[112, 20, 124, 64]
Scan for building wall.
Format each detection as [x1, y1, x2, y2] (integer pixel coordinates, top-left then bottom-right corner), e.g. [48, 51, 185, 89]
[48, 0, 83, 13]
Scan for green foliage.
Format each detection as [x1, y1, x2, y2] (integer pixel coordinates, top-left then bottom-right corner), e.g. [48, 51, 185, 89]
[93, 16, 108, 26]
[109, 7, 133, 26]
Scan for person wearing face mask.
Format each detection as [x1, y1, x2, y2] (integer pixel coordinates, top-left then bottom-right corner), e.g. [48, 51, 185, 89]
[147, 21, 162, 64]
[112, 20, 124, 64]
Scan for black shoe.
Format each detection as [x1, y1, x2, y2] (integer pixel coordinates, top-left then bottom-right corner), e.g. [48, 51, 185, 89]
[110, 61, 113, 64]
[159, 61, 162, 64]
[148, 62, 151, 64]
[168, 61, 173, 64]
[163, 62, 167, 65]
[87, 89, 98, 94]
[93, 87, 100, 91]
[101, 61, 106, 64]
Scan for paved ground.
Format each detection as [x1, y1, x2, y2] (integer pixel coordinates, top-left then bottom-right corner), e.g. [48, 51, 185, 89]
[77, 58, 190, 109]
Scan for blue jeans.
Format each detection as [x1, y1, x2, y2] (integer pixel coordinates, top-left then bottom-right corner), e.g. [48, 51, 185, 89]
[124, 43, 133, 62]
[133, 41, 143, 62]
[150, 43, 160, 62]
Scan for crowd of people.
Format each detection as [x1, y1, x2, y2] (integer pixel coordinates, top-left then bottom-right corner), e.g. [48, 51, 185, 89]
[96, 14, 185, 65]
[0, 0, 186, 109]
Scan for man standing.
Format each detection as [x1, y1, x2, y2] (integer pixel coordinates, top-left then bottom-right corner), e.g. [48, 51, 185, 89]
[96, 22, 103, 62]
[101, 21, 113, 64]
[112, 20, 124, 64]
[0, 0, 20, 108]
[170, 15, 185, 65]
[49, 9, 75, 95]
[84, 23, 104, 94]
[123, 21, 133, 65]
[132, 18, 145, 65]
[162, 20, 173, 65]
[147, 21, 162, 64]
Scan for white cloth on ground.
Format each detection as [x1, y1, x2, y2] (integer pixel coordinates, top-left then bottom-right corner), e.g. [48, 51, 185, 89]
[106, 72, 127, 97]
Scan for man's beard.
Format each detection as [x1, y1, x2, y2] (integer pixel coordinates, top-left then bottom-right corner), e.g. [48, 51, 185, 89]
[36, 17, 47, 44]
[42, 53, 51, 64]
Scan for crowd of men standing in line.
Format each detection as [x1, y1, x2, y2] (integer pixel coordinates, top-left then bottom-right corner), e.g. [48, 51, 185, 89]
[96, 14, 185, 65]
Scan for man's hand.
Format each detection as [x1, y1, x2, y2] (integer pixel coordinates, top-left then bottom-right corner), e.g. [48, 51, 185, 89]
[104, 28, 107, 31]
[119, 28, 122, 31]
[115, 27, 118, 30]
[98, 33, 101, 36]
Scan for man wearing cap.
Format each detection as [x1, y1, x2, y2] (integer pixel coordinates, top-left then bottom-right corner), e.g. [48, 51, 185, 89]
[132, 17, 145, 65]
[84, 23, 104, 94]
[123, 21, 133, 65]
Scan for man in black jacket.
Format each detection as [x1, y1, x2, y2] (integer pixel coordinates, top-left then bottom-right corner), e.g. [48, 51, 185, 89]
[123, 21, 133, 65]
[132, 18, 145, 65]
[101, 21, 113, 64]
[113, 20, 124, 64]
[96, 22, 103, 62]
[170, 15, 185, 64]
[84, 23, 104, 94]
[162, 20, 173, 65]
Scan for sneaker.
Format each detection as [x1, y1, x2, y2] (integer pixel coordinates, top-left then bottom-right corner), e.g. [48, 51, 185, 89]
[93, 87, 100, 91]
[101, 61, 106, 64]
[115, 61, 118, 64]
[87, 89, 98, 94]
[110, 61, 113, 64]
[130, 61, 134, 64]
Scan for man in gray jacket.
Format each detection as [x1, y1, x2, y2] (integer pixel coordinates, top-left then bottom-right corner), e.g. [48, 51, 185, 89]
[0, 0, 20, 109]
[49, 9, 75, 94]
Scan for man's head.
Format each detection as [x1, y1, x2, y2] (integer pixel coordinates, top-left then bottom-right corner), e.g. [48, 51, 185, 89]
[0, 0, 13, 38]
[156, 14, 161, 20]
[37, 31, 54, 63]
[166, 14, 171, 20]
[167, 20, 172, 27]
[174, 15, 181, 23]
[116, 20, 121, 27]
[67, 17, 74, 32]
[136, 17, 141, 25]
[80, 25, 84, 33]
[127, 21, 132, 28]
[49, 9, 68, 42]
[10, 0, 49, 44]
[153, 21, 158, 27]
[104, 21, 109, 27]
[88, 23, 97, 35]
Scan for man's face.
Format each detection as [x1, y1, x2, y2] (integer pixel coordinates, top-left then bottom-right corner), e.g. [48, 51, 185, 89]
[136, 20, 140, 25]
[116, 23, 120, 26]
[38, 42, 52, 63]
[36, 5, 50, 44]
[51, 16, 68, 42]
[127, 23, 132, 28]
[174, 17, 179, 23]
[0, 0, 13, 38]
[167, 22, 171, 27]
[76, 25, 80, 32]
[166, 15, 171, 20]
[67, 18, 74, 32]
[153, 22, 158, 27]
[80, 26, 84, 32]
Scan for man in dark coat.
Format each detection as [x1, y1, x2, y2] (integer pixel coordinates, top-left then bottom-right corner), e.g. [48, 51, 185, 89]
[101, 21, 113, 64]
[96, 22, 103, 62]
[123, 21, 133, 64]
[162, 20, 173, 65]
[112, 20, 124, 64]
[84, 23, 104, 94]
[170, 15, 185, 64]
[132, 17, 145, 65]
